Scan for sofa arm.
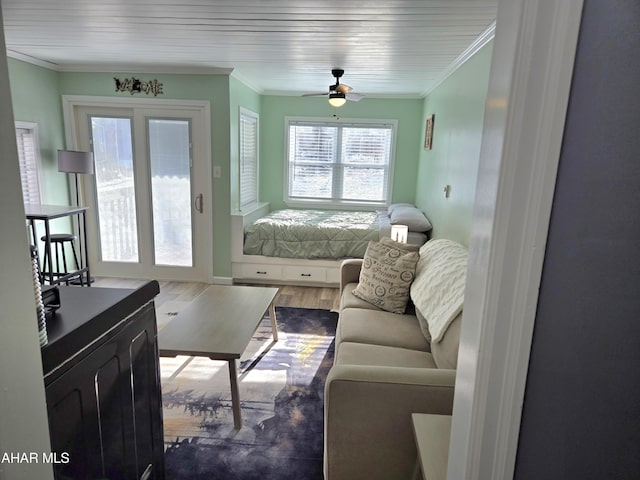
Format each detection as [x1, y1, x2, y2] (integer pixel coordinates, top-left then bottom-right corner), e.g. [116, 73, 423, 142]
[324, 365, 455, 480]
[340, 259, 363, 294]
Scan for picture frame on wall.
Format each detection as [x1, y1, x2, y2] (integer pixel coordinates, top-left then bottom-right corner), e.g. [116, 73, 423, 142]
[424, 114, 434, 150]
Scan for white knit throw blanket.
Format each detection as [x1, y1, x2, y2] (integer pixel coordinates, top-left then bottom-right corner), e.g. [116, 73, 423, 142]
[410, 239, 468, 342]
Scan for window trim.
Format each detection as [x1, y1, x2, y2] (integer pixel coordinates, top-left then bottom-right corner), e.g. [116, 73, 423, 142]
[284, 116, 397, 209]
[15, 121, 44, 205]
[239, 107, 259, 209]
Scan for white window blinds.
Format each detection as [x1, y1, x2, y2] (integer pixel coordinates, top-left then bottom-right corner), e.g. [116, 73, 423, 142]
[286, 120, 394, 206]
[15, 124, 42, 205]
[239, 108, 259, 207]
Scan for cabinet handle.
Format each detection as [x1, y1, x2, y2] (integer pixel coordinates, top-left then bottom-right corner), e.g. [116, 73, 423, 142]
[301, 273, 312, 277]
[256, 271, 267, 275]
[140, 464, 153, 480]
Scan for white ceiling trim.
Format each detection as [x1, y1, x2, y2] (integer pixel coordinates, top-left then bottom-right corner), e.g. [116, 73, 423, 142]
[230, 70, 263, 95]
[421, 21, 496, 97]
[57, 64, 234, 76]
[7, 48, 235, 76]
[7, 49, 60, 70]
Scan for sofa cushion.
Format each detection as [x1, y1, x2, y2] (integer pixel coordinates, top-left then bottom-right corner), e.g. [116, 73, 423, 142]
[337, 308, 430, 353]
[352, 238, 420, 314]
[336, 342, 438, 369]
[431, 312, 462, 369]
[410, 238, 468, 342]
[341, 283, 384, 311]
[415, 308, 432, 343]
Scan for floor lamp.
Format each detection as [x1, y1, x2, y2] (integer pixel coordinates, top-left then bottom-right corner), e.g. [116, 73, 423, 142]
[58, 149, 95, 284]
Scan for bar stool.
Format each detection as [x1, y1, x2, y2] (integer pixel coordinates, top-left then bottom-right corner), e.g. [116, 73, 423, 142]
[40, 233, 83, 285]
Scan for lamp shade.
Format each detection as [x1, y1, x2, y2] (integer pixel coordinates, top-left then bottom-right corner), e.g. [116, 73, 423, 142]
[328, 92, 347, 107]
[390, 224, 409, 244]
[58, 150, 95, 175]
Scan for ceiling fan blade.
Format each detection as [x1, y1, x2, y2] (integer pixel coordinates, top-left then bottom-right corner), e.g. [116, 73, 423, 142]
[336, 83, 352, 94]
[303, 70, 362, 102]
[346, 92, 364, 102]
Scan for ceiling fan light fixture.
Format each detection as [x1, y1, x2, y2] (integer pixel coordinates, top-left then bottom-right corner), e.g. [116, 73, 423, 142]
[328, 92, 346, 107]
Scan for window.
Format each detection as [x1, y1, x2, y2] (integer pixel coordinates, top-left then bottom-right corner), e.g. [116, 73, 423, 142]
[286, 118, 395, 206]
[15, 122, 42, 205]
[239, 108, 259, 208]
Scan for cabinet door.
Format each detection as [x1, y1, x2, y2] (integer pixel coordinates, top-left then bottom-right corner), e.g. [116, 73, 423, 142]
[46, 303, 164, 479]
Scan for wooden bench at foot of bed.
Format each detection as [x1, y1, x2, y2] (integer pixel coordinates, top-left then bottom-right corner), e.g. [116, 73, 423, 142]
[231, 203, 344, 287]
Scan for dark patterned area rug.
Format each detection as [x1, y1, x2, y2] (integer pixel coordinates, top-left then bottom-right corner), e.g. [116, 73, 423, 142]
[159, 306, 338, 480]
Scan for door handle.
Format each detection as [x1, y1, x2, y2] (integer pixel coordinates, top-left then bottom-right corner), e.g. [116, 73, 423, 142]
[195, 193, 203, 213]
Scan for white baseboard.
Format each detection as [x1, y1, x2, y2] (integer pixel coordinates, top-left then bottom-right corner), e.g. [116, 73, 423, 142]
[211, 276, 233, 285]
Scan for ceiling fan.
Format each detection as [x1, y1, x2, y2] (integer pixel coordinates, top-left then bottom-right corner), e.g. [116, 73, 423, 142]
[303, 69, 364, 107]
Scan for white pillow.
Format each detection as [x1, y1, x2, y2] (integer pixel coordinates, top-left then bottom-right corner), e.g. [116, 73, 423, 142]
[390, 206, 432, 232]
[387, 203, 414, 215]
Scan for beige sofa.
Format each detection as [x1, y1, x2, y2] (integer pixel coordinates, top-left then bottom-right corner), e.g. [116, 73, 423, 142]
[324, 238, 468, 480]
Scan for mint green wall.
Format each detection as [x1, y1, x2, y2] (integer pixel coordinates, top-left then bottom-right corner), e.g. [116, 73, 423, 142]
[259, 95, 423, 210]
[8, 42, 491, 280]
[58, 71, 233, 277]
[229, 75, 261, 213]
[416, 41, 493, 246]
[8, 59, 68, 205]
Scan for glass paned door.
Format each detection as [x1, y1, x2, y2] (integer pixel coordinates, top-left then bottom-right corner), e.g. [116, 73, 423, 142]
[148, 118, 193, 267]
[74, 102, 211, 282]
[91, 116, 139, 263]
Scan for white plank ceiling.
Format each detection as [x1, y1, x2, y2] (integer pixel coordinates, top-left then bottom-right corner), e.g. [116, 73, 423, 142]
[1, 0, 497, 97]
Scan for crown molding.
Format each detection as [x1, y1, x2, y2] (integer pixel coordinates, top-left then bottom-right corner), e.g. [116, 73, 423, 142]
[421, 21, 496, 97]
[57, 64, 233, 75]
[6, 50, 234, 76]
[6, 49, 61, 70]
[230, 70, 264, 94]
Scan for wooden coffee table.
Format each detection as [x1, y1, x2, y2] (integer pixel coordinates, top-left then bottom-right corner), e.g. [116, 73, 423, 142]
[158, 284, 279, 429]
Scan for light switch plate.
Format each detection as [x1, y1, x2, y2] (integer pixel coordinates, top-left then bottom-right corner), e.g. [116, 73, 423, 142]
[213, 166, 221, 178]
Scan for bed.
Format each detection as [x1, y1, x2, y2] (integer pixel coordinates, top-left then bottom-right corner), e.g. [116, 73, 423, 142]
[243, 209, 380, 259]
[231, 203, 431, 286]
[242, 207, 431, 260]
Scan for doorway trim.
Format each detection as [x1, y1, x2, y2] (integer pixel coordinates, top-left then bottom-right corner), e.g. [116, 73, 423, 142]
[61, 95, 213, 282]
[448, 1, 585, 479]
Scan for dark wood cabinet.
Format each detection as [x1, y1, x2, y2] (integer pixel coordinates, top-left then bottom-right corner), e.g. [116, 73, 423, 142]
[41, 281, 164, 480]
